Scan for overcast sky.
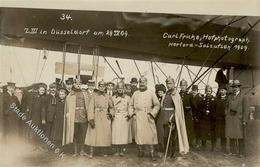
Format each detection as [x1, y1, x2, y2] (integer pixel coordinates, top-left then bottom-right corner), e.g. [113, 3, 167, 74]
[0, 45, 218, 93]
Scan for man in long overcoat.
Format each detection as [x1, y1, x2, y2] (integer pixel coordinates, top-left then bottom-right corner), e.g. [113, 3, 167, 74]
[129, 77, 160, 161]
[85, 80, 114, 158]
[157, 77, 189, 158]
[226, 80, 249, 157]
[63, 78, 90, 156]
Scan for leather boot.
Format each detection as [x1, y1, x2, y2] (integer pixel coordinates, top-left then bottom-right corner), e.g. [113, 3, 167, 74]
[138, 145, 144, 157]
[150, 145, 156, 161]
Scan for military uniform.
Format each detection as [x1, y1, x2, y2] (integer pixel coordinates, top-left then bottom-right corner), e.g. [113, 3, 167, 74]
[190, 93, 202, 146]
[199, 94, 216, 148]
[112, 95, 132, 145]
[180, 90, 194, 147]
[214, 95, 227, 152]
[85, 91, 114, 147]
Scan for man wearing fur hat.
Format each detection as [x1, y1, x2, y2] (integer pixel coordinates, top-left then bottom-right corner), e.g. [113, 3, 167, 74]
[129, 76, 160, 161]
[85, 79, 115, 158]
[225, 80, 249, 157]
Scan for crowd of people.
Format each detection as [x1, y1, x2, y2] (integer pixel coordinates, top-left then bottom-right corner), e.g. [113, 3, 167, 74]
[0, 74, 250, 161]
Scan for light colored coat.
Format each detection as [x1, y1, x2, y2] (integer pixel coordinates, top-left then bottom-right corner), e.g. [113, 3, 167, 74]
[225, 92, 249, 139]
[112, 95, 132, 144]
[62, 91, 90, 145]
[160, 89, 189, 154]
[85, 92, 114, 147]
[129, 90, 160, 145]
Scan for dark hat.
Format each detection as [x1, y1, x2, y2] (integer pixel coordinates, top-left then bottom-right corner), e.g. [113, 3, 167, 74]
[205, 85, 212, 90]
[219, 84, 227, 90]
[87, 80, 95, 86]
[107, 81, 115, 86]
[80, 75, 92, 85]
[191, 85, 199, 91]
[58, 87, 69, 94]
[38, 83, 47, 90]
[155, 84, 166, 92]
[49, 82, 57, 88]
[56, 78, 62, 85]
[116, 81, 125, 89]
[7, 82, 16, 87]
[231, 80, 242, 87]
[65, 77, 74, 85]
[130, 77, 138, 83]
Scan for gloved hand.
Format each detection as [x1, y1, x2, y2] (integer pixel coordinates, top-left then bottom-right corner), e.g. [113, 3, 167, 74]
[230, 109, 237, 116]
[147, 113, 155, 120]
[107, 113, 114, 120]
[125, 115, 131, 121]
[89, 119, 95, 129]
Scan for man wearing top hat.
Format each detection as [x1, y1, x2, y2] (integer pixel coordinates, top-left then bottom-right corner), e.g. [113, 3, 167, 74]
[213, 84, 228, 153]
[44, 82, 58, 141]
[85, 79, 115, 158]
[2, 82, 20, 141]
[63, 78, 90, 156]
[225, 80, 249, 157]
[129, 76, 160, 161]
[190, 85, 203, 148]
[179, 79, 194, 148]
[157, 77, 189, 158]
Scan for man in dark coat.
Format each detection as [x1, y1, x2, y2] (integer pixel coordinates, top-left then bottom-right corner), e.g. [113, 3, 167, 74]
[179, 79, 194, 148]
[226, 80, 249, 157]
[199, 85, 216, 150]
[45, 83, 58, 140]
[0, 83, 4, 139]
[213, 84, 228, 153]
[190, 85, 202, 148]
[2, 82, 20, 142]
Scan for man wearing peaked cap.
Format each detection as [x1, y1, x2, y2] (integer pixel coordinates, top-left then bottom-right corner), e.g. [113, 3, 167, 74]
[179, 79, 194, 148]
[85, 79, 115, 158]
[65, 78, 74, 93]
[63, 76, 90, 157]
[190, 84, 203, 148]
[199, 85, 216, 151]
[130, 77, 139, 96]
[128, 76, 160, 161]
[87, 80, 96, 96]
[2, 81, 20, 141]
[106, 81, 115, 97]
[44, 82, 58, 141]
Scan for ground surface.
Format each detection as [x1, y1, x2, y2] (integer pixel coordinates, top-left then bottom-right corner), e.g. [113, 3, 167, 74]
[0, 120, 259, 167]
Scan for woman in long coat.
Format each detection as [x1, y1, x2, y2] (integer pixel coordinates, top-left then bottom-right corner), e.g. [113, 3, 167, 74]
[226, 80, 249, 156]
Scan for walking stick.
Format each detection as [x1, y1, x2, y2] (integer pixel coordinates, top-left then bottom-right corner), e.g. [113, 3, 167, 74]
[163, 122, 174, 165]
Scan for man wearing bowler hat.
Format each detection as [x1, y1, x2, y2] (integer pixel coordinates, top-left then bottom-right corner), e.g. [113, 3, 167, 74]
[226, 80, 249, 157]
[130, 77, 138, 96]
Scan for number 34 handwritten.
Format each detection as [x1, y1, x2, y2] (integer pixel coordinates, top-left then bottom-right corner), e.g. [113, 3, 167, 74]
[60, 13, 72, 21]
